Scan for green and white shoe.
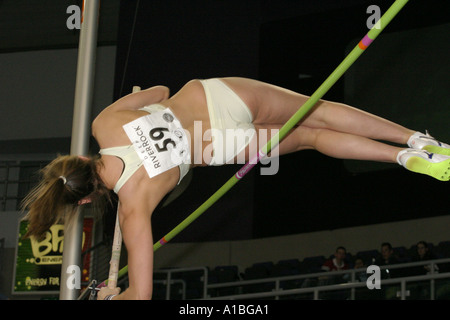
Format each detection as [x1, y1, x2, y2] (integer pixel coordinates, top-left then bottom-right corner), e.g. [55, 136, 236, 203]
[397, 149, 450, 181]
[408, 131, 450, 156]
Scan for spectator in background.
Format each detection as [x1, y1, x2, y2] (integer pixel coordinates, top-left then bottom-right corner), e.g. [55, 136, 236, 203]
[375, 242, 401, 278]
[353, 257, 368, 282]
[374, 242, 405, 299]
[376, 242, 400, 266]
[353, 257, 381, 299]
[319, 246, 350, 285]
[318, 246, 350, 300]
[322, 246, 350, 272]
[411, 241, 439, 275]
[319, 246, 350, 299]
[409, 241, 439, 299]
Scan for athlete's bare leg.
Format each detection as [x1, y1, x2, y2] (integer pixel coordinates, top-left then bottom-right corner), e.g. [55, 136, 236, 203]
[221, 77, 415, 145]
[225, 77, 450, 181]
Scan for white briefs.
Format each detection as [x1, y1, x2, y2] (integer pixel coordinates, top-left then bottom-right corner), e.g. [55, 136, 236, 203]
[200, 78, 256, 165]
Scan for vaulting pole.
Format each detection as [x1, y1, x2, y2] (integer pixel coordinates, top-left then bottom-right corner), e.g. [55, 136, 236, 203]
[60, 0, 100, 300]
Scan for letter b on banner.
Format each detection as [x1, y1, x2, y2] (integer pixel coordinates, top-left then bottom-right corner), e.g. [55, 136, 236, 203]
[366, 265, 381, 289]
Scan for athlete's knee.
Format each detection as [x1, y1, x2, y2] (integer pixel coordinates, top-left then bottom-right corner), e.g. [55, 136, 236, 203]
[294, 126, 322, 150]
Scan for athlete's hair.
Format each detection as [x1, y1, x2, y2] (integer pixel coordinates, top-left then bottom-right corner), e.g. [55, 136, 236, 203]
[21, 154, 111, 240]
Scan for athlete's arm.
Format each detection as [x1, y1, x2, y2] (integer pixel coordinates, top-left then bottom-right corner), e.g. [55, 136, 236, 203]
[106, 85, 170, 112]
[91, 85, 170, 132]
[114, 201, 154, 300]
[97, 185, 161, 300]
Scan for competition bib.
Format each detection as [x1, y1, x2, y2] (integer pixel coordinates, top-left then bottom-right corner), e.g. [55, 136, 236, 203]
[123, 109, 190, 178]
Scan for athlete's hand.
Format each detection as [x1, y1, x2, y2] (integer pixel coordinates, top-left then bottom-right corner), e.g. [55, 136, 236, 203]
[97, 286, 121, 300]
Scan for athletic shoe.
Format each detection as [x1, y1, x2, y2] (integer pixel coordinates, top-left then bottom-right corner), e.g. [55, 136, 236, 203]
[407, 131, 450, 156]
[397, 149, 450, 181]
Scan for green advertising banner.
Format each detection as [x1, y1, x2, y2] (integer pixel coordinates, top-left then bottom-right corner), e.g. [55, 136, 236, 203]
[13, 218, 94, 294]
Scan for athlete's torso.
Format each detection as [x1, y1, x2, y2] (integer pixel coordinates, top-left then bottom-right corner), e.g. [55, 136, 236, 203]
[92, 80, 215, 194]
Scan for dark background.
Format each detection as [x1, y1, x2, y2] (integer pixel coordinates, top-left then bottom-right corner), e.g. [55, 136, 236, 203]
[111, 0, 450, 243]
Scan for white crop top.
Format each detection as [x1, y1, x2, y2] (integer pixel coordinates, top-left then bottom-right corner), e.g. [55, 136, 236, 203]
[99, 104, 191, 193]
